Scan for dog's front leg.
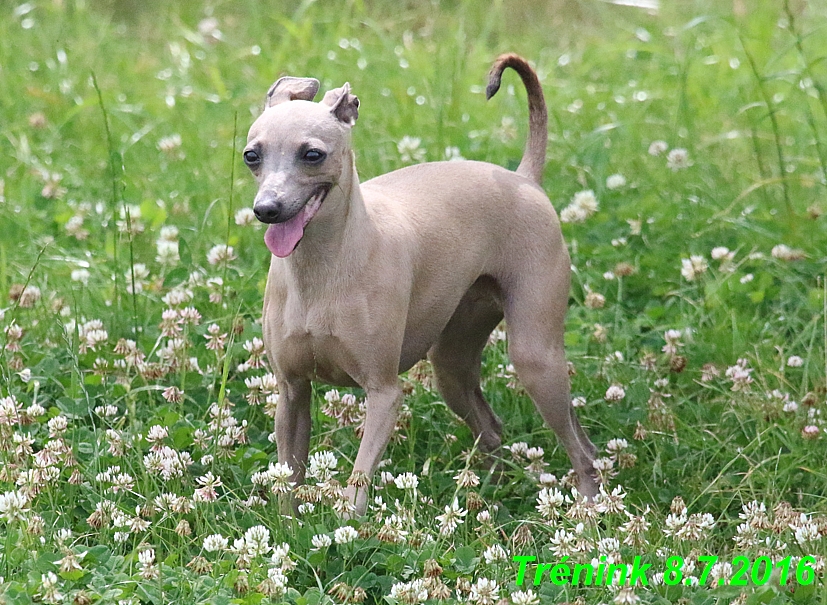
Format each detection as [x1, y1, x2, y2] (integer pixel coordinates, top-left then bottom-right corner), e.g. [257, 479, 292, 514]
[275, 377, 312, 509]
[345, 382, 404, 516]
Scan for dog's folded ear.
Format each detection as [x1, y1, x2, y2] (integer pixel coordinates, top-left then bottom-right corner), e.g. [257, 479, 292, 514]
[266, 76, 320, 108]
[321, 83, 359, 126]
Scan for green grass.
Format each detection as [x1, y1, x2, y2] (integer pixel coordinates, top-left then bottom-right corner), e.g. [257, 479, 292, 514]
[1, 0, 826, 603]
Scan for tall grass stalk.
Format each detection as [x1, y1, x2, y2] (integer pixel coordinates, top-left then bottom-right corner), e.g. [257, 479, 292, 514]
[92, 71, 137, 334]
[0, 242, 48, 386]
[740, 38, 794, 218]
[785, 0, 827, 185]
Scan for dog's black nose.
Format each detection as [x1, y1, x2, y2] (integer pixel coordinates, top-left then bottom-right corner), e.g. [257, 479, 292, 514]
[254, 201, 282, 224]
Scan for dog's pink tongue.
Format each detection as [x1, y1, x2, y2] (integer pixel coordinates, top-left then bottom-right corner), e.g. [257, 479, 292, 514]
[264, 214, 305, 258]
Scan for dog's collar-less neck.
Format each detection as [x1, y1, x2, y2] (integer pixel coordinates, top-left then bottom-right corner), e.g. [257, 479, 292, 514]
[283, 152, 370, 287]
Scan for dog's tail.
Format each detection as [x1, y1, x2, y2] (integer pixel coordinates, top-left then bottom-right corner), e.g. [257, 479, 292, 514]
[486, 53, 548, 185]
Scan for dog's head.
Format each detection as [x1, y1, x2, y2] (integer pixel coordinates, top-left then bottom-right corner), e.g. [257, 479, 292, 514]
[244, 76, 360, 257]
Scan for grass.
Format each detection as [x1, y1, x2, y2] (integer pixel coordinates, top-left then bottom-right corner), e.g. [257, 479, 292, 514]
[0, 0, 826, 603]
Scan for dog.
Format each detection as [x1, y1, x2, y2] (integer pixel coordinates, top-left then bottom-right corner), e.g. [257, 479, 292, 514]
[244, 54, 598, 515]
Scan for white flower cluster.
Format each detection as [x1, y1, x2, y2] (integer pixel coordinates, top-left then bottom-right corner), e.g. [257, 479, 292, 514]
[560, 190, 599, 223]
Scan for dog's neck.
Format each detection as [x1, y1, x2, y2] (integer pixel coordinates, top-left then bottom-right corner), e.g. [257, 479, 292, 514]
[283, 150, 373, 291]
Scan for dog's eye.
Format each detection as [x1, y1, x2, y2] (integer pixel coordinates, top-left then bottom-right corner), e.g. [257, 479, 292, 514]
[243, 150, 260, 165]
[303, 149, 326, 163]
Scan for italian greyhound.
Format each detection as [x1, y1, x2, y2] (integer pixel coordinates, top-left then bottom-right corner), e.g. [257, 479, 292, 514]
[244, 53, 598, 515]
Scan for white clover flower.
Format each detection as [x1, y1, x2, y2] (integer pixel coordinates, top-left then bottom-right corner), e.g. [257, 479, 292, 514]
[482, 544, 508, 565]
[263, 462, 295, 494]
[592, 457, 616, 483]
[394, 472, 419, 490]
[725, 359, 753, 391]
[161, 288, 194, 308]
[333, 525, 358, 544]
[536, 486, 565, 519]
[158, 133, 182, 153]
[597, 536, 621, 556]
[771, 244, 805, 261]
[511, 589, 540, 605]
[206, 244, 237, 266]
[787, 355, 804, 368]
[680, 255, 708, 281]
[666, 148, 691, 170]
[604, 385, 626, 402]
[525, 446, 545, 461]
[270, 542, 291, 567]
[605, 438, 629, 453]
[559, 204, 588, 223]
[193, 472, 222, 502]
[71, 269, 90, 285]
[397, 136, 426, 163]
[298, 502, 315, 514]
[606, 174, 626, 189]
[596, 484, 628, 515]
[158, 225, 179, 241]
[311, 534, 332, 549]
[234, 207, 256, 226]
[389, 578, 429, 604]
[125, 263, 149, 294]
[662, 329, 684, 356]
[711, 246, 732, 260]
[584, 291, 605, 309]
[572, 189, 599, 215]
[65, 215, 89, 240]
[648, 140, 668, 156]
[47, 415, 68, 437]
[307, 450, 338, 482]
[264, 567, 288, 597]
[792, 515, 821, 543]
[39, 571, 63, 604]
[469, 577, 499, 605]
[454, 469, 480, 488]
[444, 146, 464, 161]
[138, 548, 158, 580]
[435, 498, 467, 536]
[507, 442, 529, 458]
[613, 588, 641, 605]
[156, 239, 180, 266]
[27, 403, 46, 417]
[560, 189, 599, 224]
[538, 473, 558, 487]
[0, 490, 30, 522]
[244, 525, 271, 556]
[145, 425, 168, 443]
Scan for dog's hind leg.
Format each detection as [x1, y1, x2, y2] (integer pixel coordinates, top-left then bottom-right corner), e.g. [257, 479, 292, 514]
[503, 271, 599, 498]
[429, 277, 505, 453]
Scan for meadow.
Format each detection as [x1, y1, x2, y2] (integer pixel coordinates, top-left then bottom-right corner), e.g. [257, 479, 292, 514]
[0, 0, 826, 603]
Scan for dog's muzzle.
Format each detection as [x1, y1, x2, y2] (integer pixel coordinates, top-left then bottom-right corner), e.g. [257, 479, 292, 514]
[259, 184, 332, 257]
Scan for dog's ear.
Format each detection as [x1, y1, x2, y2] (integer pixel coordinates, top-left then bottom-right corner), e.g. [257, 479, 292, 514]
[321, 83, 359, 126]
[265, 76, 320, 108]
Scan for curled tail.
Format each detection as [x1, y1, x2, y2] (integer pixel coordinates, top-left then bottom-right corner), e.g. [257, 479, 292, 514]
[486, 53, 548, 185]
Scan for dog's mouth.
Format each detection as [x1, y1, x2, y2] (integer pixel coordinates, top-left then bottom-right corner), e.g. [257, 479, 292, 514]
[263, 184, 331, 258]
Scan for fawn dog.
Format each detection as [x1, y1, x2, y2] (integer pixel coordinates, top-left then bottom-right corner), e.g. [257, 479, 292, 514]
[244, 54, 598, 514]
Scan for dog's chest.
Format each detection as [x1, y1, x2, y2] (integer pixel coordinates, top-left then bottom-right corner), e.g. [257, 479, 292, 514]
[269, 299, 362, 387]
